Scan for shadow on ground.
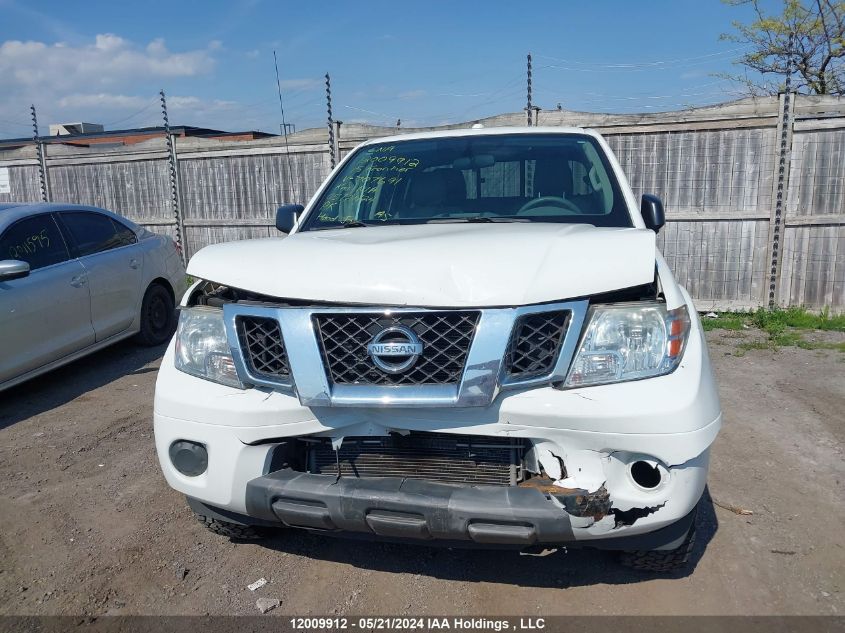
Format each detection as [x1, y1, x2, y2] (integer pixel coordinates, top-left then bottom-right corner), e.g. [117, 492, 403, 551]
[253, 488, 718, 589]
[0, 340, 166, 430]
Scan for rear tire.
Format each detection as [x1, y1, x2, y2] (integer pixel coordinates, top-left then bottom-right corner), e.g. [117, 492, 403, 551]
[619, 522, 697, 572]
[195, 513, 268, 540]
[136, 283, 175, 346]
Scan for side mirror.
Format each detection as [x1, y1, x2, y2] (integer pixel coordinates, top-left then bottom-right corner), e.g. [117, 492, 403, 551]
[275, 204, 305, 233]
[0, 260, 30, 281]
[641, 194, 665, 233]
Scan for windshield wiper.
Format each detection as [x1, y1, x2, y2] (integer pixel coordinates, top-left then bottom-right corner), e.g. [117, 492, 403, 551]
[425, 216, 530, 224]
[311, 220, 373, 230]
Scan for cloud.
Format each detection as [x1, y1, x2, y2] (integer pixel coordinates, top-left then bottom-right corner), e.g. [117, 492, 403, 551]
[398, 89, 427, 100]
[0, 32, 324, 135]
[0, 34, 216, 93]
[54, 92, 235, 111]
[57, 93, 150, 109]
[245, 49, 260, 59]
[278, 78, 321, 91]
[0, 33, 223, 135]
[168, 96, 239, 112]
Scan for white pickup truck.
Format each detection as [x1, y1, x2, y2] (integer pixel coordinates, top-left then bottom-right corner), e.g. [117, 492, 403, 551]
[154, 127, 721, 571]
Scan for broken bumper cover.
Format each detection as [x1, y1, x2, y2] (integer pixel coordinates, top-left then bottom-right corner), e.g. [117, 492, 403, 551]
[241, 469, 699, 550]
[155, 298, 720, 547]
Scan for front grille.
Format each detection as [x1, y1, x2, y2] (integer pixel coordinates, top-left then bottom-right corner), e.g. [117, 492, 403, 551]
[307, 432, 524, 486]
[237, 316, 290, 380]
[506, 311, 570, 379]
[313, 312, 479, 385]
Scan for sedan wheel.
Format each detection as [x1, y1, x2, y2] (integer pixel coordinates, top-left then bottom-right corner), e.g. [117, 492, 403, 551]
[136, 284, 176, 346]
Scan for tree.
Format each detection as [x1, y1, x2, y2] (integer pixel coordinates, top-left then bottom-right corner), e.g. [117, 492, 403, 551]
[721, 0, 844, 95]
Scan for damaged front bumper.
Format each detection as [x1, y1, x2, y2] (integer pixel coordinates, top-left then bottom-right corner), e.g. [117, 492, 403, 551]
[154, 305, 720, 549]
[232, 465, 702, 550]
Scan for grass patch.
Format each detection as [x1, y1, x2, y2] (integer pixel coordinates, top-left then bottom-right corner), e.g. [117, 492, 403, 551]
[704, 307, 844, 355]
[770, 331, 803, 347]
[796, 340, 845, 352]
[734, 341, 772, 357]
[701, 314, 746, 331]
[751, 306, 845, 335]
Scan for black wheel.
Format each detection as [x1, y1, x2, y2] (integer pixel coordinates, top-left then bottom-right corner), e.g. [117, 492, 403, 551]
[195, 513, 268, 540]
[136, 283, 175, 346]
[619, 522, 697, 572]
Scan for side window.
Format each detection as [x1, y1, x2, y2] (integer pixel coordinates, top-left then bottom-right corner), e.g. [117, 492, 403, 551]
[111, 218, 138, 246]
[60, 212, 125, 257]
[0, 214, 70, 271]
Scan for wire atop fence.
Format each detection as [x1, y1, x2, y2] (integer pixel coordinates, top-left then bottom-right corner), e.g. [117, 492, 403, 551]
[0, 93, 843, 311]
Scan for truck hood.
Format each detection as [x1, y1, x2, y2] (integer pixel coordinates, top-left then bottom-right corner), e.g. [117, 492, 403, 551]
[187, 223, 656, 307]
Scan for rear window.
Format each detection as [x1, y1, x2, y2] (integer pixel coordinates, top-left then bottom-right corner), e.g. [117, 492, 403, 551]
[60, 212, 133, 257]
[302, 133, 631, 231]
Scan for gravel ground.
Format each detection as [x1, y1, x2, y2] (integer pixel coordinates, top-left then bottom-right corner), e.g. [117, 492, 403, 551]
[0, 328, 842, 616]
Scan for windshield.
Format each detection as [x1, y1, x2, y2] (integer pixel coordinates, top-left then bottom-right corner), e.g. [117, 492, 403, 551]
[301, 133, 632, 231]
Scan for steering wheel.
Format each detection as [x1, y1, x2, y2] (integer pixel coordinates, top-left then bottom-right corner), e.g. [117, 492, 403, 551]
[517, 196, 581, 215]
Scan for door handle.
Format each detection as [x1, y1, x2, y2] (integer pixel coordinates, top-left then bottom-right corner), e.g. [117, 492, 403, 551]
[129, 258, 140, 270]
[70, 274, 87, 288]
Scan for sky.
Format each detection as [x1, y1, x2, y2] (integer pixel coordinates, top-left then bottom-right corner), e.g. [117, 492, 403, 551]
[0, 0, 779, 138]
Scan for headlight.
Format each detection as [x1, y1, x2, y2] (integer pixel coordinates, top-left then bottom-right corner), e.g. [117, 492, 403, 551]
[174, 306, 244, 389]
[563, 302, 690, 388]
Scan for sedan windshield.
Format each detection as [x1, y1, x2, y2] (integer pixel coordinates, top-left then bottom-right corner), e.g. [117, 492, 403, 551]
[301, 133, 632, 231]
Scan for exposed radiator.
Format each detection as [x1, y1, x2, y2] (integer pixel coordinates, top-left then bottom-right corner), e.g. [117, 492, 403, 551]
[306, 432, 525, 487]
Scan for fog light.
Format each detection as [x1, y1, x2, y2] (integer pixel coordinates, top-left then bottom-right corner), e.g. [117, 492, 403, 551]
[630, 460, 662, 489]
[169, 440, 208, 477]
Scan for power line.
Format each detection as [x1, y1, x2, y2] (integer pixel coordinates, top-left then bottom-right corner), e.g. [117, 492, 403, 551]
[101, 98, 160, 128]
[534, 46, 751, 70]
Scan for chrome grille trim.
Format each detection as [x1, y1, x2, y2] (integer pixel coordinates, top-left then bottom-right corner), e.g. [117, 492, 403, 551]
[313, 311, 479, 386]
[222, 300, 589, 408]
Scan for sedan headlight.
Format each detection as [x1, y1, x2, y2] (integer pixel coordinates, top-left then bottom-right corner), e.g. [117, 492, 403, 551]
[563, 302, 690, 388]
[174, 307, 244, 389]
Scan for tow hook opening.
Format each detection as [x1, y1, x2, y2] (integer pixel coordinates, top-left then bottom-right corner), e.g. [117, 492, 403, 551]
[630, 460, 662, 489]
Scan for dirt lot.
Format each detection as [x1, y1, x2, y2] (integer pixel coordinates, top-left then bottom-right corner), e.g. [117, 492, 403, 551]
[0, 328, 842, 616]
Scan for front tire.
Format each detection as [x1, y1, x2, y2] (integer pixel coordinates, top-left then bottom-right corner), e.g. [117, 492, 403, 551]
[136, 283, 175, 346]
[619, 522, 697, 572]
[195, 513, 268, 540]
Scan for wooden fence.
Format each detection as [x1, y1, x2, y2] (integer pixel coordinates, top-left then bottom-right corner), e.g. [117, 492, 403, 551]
[1, 94, 843, 310]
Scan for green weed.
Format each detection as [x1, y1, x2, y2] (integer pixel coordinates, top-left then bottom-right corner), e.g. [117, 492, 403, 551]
[703, 307, 844, 355]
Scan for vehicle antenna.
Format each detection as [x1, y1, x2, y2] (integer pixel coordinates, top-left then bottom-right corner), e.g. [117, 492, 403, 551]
[273, 50, 299, 203]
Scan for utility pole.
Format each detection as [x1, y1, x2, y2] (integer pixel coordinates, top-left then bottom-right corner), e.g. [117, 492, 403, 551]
[31, 105, 49, 202]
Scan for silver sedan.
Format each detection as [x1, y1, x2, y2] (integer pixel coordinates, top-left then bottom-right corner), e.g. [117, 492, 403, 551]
[0, 203, 187, 391]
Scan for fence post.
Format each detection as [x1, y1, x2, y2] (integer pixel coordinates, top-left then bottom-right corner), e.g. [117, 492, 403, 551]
[160, 90, 187, 265]
[766, 91, 795, 309]
[526, 53, 533, 126]
[30, 105, 50, 202]
[326, 73, 338, 169]
[333, 120, 342, 167]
